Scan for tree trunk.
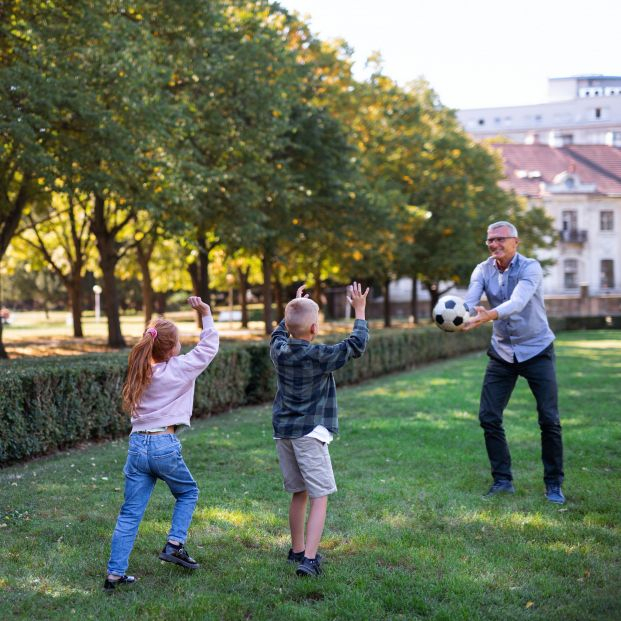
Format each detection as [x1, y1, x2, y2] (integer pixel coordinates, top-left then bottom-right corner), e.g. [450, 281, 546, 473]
[0, 176, 31, 258]
[314, 265, 323, 310]
[0, 320, 7, 359]
[188, 261, 199, 296]
[198, 243, 211, 307]
[236, 266, 250, 328]
[427, 282, 440, 318]
[100, 248, 125, 347]
[0, 173, 31, 359]
[154, 291, 167, 314]
[136, 241, 155, 326]
[92, 194, 126, 348]
[274, 269, 284, 322]
[140, 272, 154, 326]
[69, 276, 84, 338]
[410, 275, 418, 323]
[383, 279, 392, 327]
[193, 228, 217, 327]
[262, 251, 273, 335]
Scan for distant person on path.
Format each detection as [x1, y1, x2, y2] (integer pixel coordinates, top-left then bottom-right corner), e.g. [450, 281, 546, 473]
[104, 296, 219, 591]
[270, 282, 369, 577]
[463, 221, 565, 504]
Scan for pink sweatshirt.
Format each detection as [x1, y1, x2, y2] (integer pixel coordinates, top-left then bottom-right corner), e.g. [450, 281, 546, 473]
[131, 315, 219, 432]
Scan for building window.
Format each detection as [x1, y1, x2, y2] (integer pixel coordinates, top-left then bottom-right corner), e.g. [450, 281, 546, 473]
[478, 118, 485, 126]
[600, 210, 614, 231]
[562, 210, 578, 232]
[561, 134, 573, 145]
[564, 259, 579, 289]
[600, 260, 614, 289]
[595, 107, 601, 119]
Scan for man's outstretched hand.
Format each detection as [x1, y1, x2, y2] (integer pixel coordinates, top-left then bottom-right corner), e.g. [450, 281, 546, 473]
[462, 305, 497, 331]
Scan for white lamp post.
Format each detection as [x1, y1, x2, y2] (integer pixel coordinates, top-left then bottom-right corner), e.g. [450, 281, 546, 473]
[93, 285, 102, 322]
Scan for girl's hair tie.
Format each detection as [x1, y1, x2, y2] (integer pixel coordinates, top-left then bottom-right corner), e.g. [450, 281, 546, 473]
[145, 327, 158, 339]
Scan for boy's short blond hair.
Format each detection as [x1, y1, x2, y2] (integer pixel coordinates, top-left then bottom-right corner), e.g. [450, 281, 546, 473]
[285, 298, 319, 337]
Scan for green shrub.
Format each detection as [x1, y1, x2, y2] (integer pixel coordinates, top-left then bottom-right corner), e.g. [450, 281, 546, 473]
[563, 315, 621, 330]
[333, 326, 491, 385]
[0, 347, 252, 464]
[0, 324, 491, 465]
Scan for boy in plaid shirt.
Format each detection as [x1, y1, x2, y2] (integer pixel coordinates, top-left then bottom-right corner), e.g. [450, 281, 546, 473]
[270, 282, 369, 577]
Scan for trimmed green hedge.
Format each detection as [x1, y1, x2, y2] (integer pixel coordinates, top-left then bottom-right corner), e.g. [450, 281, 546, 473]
[2, 325, 490, 465]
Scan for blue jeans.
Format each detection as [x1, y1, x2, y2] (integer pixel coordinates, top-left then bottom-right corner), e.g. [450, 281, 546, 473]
[107, 433, 199, 576]
[479, 344, 564, 486]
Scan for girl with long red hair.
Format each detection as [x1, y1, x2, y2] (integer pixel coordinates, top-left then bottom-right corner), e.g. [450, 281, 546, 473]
[104, 296, 218, 591]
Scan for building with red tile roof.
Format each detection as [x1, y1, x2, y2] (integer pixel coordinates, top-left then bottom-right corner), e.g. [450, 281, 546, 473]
[490, 143, 621, 307]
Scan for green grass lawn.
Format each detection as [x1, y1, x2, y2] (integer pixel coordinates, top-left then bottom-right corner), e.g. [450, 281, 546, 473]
[1, 330, 619, 620]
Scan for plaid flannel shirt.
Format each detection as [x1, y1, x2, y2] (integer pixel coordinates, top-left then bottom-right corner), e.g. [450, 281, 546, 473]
[270, 318, 369, 438]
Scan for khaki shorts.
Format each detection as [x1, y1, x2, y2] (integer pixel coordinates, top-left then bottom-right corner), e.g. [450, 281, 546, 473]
[275, 436, 337, 498]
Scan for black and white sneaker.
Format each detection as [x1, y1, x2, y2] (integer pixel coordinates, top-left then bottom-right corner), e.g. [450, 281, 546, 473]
[483, 480, 515, 498]
[103, 574, 137, 592]
[287, 548, 323, 563]
[287, 548, 305, 563]
[158, 542, 199, 569]
[296, 556, 322, 577]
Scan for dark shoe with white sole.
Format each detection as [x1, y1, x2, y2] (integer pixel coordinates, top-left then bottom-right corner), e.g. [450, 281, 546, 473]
[483, 480, 515, 498]
[103, 574, 137, 592]
[296, 556, 322, 577]
[545, 484, 566, 504]
[158, 542, 199, 569]
[287, 548, 305, 563]
[287, 548, 322, 564]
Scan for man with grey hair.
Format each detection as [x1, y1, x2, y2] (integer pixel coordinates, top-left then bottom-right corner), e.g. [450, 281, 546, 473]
[463, 221, 565, 504]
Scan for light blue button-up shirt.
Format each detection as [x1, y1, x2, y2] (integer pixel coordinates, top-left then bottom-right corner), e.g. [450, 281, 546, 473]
[464, 252, 555, 363]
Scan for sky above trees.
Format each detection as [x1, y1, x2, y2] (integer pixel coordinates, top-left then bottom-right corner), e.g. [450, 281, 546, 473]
[279, 0, 621, 109]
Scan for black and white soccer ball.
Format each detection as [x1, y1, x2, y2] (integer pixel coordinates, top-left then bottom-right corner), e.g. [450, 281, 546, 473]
[433, 295, 470, 332]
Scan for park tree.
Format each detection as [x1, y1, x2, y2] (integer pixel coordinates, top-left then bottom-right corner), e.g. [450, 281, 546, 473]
[151, 2, 306, 330]
[27, 1, 185, 346]
[273, 104, 364, 308]
[16, 190, 94, 336]
[0, 0, 70, 356]
[409, 114, 548, 312]
[338, 65, 424, 326]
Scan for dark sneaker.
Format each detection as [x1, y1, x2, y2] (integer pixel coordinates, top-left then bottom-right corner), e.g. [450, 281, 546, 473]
[287, 548, 305, 563]
[287, 548, 322, 563]
[545, 484, 566, 504]
[296, 556, 322, 577]
[483, 480, 515, 497]
[103, 575, 136, 592]
[158, 542, 199, 569]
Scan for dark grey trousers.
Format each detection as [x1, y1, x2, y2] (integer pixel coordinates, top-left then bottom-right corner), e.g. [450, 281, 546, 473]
[478, 343, 564, 485]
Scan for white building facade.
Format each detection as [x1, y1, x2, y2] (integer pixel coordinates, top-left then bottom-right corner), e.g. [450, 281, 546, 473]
[458, 75, 621, 147]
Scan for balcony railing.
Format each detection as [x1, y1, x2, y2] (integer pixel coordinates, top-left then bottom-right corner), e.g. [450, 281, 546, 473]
[560, 229, 588, 243]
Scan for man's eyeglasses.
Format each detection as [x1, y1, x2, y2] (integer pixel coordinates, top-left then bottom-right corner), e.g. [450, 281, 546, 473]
[485, 236, 515, 246]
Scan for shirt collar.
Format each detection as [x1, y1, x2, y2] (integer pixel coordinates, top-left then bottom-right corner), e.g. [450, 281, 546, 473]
[288, 337, 312, 346]
[492, 253, 518, 273]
